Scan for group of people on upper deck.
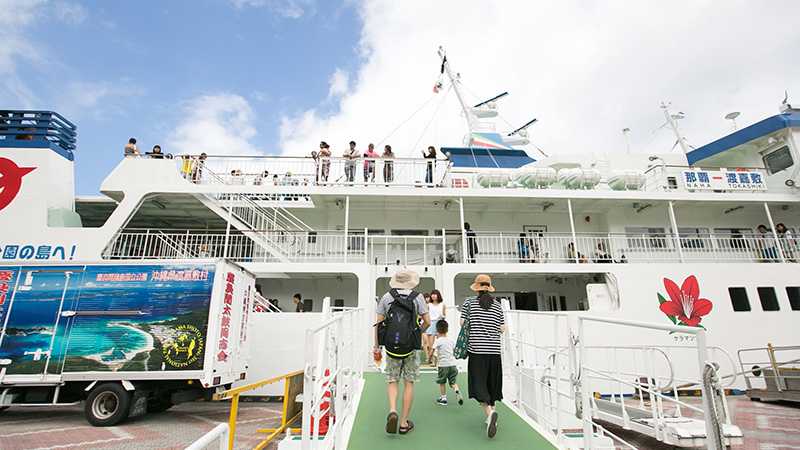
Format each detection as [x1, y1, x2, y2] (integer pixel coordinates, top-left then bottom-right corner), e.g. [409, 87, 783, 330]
[312, 141, 443, 185]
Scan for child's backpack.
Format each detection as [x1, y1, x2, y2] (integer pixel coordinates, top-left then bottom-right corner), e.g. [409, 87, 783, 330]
[378, 289, 421, 359]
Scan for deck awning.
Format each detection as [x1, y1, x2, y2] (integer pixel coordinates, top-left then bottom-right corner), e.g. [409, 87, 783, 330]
[443, 147, 535, 168]
[687, 111, 800, 165]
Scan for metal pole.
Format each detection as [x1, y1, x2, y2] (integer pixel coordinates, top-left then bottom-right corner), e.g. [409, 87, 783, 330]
[668, 201, 684, 262]
[364, 227, 369, 264]
[578, 318, 594, 448]
[223, 206, 232, 259]
[459, 197, 467, 263]
[695, 330, 723, 450]
[567, 199, 578, 263]
[344, 196, 350, 263]
[441, 228, 447, 265]
[763, 202, 785, 262]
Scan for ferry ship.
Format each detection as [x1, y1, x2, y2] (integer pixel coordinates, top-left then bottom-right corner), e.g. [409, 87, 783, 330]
[1, 48, 798, 449]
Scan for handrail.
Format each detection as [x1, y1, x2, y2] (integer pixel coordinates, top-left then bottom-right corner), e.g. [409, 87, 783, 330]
[215, 369, 304, 399]
[185, 423, 229, 450]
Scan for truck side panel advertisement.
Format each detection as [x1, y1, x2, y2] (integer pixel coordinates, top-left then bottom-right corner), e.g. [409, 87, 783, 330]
[0, 263, 217, 375]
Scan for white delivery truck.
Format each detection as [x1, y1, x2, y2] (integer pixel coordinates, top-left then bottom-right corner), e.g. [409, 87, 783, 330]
[0, 259, 254, 426]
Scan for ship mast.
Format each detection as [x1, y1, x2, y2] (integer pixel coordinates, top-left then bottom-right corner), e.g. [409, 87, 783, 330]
[437, 46, 476, 138]
[660, 102, 691, 155]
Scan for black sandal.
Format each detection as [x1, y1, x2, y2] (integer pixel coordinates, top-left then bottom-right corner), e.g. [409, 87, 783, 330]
[385, 412, 399, 434]
[399, 420, 415, 435]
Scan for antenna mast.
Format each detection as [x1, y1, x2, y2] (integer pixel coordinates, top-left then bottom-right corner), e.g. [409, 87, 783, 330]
[660, 102, 690, 155]
[438, 46, 475, 137]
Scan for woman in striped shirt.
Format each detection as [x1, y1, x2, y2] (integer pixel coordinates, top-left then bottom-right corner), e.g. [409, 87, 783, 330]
[462, 274, 506, 438]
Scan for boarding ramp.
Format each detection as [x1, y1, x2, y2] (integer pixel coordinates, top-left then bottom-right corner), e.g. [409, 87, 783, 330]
[503, 305, 743, 449]
[738, 344, 800, 403]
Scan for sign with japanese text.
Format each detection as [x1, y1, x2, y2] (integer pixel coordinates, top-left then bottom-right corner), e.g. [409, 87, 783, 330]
[681, 169, 766, 192]
[217, 272, 235, 363]
[0, 244, 77, 261]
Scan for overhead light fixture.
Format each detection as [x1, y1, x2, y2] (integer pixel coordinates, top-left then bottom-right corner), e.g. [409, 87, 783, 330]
[724, 206, 744, 214]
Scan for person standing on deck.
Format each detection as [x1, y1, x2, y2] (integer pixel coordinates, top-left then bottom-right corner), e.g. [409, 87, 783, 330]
[382, 144, 395, 184]
[462, 274, 506, 439]
[422, 146, 437, 185]
[318, 141, 332, 183]
[292, 293, 305, 312]
[124, 138, 139, 157]
[344, 141, 359, 183]
[464, 222, 478, 263]
[375, 270, 430, 435]
[363, 143, 378, 183]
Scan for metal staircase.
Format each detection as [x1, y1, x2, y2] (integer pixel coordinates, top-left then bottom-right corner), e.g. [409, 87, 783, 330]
[198, 169, 314, 263]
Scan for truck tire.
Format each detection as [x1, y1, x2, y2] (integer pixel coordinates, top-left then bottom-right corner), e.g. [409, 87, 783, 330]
[85, 383, 131, 426]
[147, 399, 173, 413]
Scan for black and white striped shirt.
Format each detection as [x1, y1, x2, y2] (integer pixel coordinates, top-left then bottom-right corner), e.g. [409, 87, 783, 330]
[463, 296, 504, 355]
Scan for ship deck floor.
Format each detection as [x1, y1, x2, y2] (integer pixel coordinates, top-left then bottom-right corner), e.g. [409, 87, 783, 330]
[346, 371, 557, 450]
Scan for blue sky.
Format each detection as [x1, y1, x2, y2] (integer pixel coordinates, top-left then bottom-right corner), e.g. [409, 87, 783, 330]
[4, 1, 800, 196]
[2, 0, 361, 194]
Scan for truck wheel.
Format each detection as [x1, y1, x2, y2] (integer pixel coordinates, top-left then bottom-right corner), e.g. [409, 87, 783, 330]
[85, 383, 131, 426]
[147, 399, 173, 413]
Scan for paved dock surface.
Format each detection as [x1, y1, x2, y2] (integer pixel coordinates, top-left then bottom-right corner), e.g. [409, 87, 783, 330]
[0, 394, 798, 449]
[0, 401, 282, 450]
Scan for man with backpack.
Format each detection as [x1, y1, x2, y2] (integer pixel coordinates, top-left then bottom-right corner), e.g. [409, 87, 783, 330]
[375, 270, 430, 435]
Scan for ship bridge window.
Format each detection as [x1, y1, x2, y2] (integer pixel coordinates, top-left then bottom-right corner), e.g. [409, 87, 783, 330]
[785, 287, 800, 311]
[763, 146, 793, 174]
[728, 287, 751, 312]
[757, 287, 780, 311]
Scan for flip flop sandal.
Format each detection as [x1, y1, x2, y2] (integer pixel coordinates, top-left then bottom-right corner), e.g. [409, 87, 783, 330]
[399, 420, 415, 435]
[385, 412, 399, 434]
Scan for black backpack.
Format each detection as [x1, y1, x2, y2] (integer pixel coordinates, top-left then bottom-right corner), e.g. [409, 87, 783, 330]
[378, 289, 421, 359]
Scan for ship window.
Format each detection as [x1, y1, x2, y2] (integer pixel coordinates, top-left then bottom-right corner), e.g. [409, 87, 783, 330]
[786, 287, 800, 311]
[391, 230, 430, 236]
[728, 287, 750, 311]
[763, 146, 793, 174]
[757, 287, 780, 311]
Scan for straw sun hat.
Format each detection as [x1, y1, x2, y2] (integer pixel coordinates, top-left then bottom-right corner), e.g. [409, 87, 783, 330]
[389, 269, 420, 290]
[469, 274, 496, 292]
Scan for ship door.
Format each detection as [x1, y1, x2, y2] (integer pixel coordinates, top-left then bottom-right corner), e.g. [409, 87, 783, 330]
[0, 268, 80, 378]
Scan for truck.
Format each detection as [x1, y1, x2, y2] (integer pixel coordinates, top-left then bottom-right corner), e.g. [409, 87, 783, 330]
[0, 259, 254, 426]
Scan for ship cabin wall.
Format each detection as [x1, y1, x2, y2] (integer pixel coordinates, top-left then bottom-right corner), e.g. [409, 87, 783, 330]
[0, 147, 77, 229]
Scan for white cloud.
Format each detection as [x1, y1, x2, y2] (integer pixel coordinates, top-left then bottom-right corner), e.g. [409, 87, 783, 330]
[0, 0, 89, 107]
[328, 68, 349, 99]
[230, 0, 315, 19]
[168, 94, 261, 156]
[53, 1, 88, 25]
[278, 1, 800, 161]
[55, 80, 144, 119]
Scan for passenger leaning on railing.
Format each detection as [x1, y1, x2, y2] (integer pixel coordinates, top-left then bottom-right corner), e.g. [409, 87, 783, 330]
[757, 224, 779, 262]
[318, 141, 331, 183]
[364, 143, 378, 183]
[343, 141, 360, 183]
[382, 145, 395, 184]
[124, 137, 139, 157]
[146, 145, 165, 159]
[776, 223, 796, 262]
[423, 146, 437, 185]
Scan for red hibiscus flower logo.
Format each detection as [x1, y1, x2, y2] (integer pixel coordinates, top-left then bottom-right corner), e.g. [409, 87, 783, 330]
[658, 275, 713, 328]
[0, 157, 36, 212]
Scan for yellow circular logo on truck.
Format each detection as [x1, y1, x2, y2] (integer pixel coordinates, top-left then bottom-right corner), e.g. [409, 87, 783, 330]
[162, 324, 204, 368]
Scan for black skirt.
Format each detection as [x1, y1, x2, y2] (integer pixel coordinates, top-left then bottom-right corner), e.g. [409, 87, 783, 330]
[467, 353, 503, 406]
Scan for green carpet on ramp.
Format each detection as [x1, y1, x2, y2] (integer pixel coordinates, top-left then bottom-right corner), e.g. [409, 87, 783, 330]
[347, 371, 557, 450]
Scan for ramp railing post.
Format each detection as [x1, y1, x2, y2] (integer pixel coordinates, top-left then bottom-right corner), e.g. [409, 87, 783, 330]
[696, 329, 723, 450]
[578, 317, 594, 448]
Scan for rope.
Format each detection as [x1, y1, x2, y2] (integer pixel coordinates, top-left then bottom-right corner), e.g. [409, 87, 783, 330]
[376, 93, 439, 146]
[410, 84, 452, 154]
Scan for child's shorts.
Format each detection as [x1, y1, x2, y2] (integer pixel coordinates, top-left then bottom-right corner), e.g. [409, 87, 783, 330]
[436, 366, 458, 385]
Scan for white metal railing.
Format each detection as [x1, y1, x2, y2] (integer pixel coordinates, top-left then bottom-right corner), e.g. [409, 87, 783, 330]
[182, 155, 452, 188]
[104, 229, 799, 265]
[253, 291, 282, 313]
[502, 303, 741, 449]
[301, 298, 367, 450]
[185, 423, 228, 450]
[737, 344, 800, 392]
